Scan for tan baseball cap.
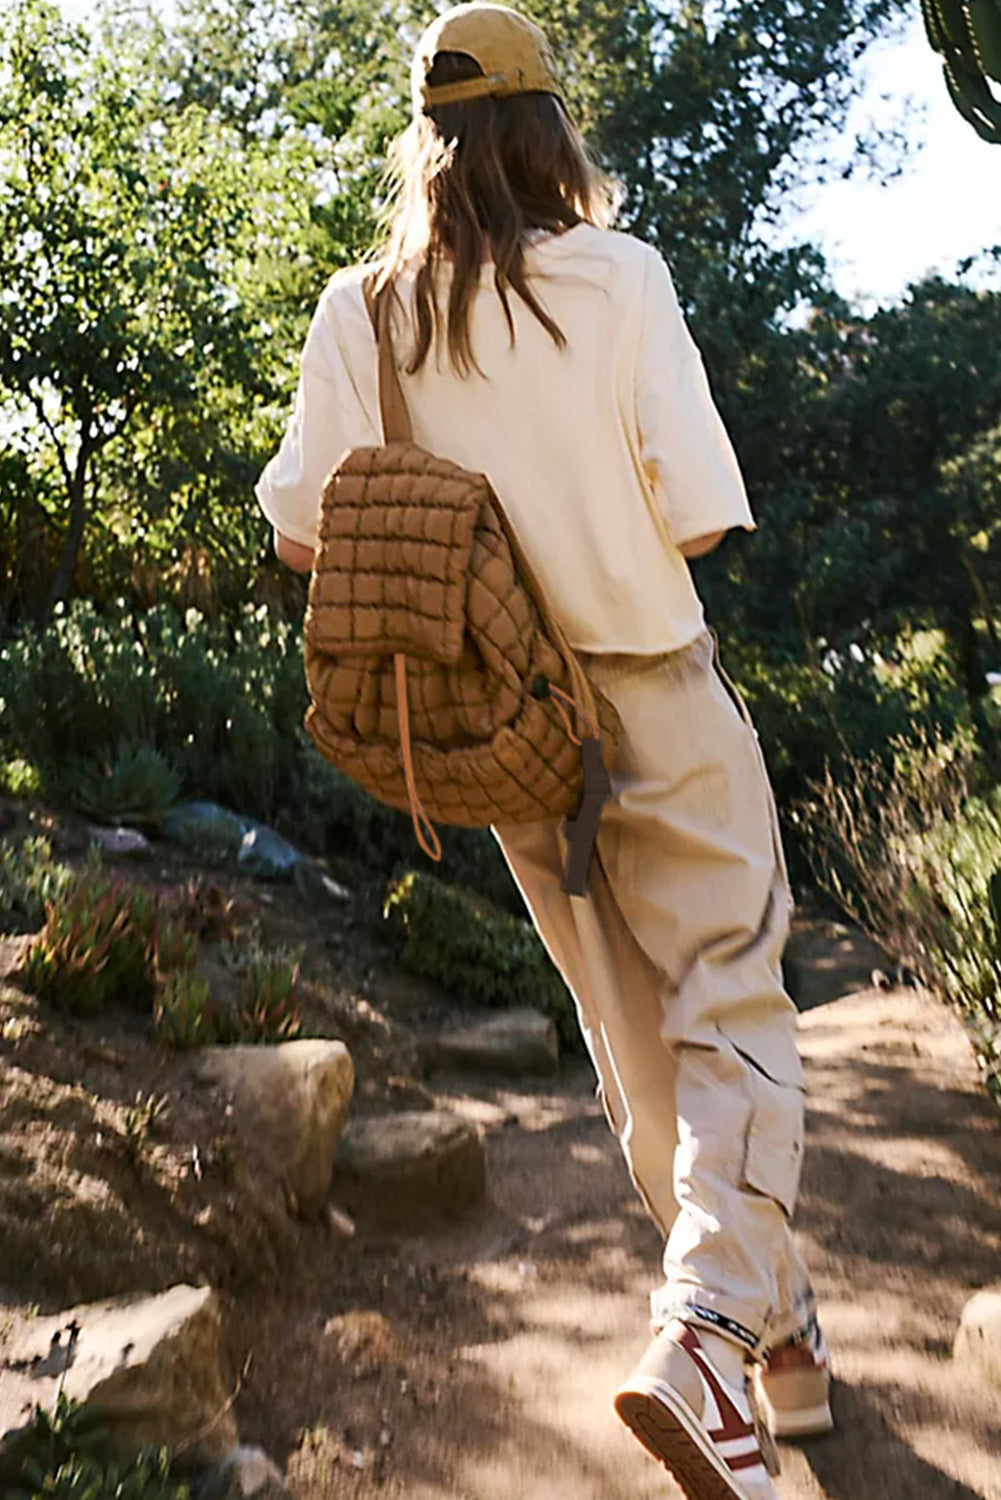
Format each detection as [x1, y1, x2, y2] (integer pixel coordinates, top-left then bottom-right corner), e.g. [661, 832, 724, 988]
[411, 3, 563, 114]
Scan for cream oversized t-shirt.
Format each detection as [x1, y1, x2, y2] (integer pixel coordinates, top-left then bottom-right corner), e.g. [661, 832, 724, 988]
[255, 223, 754, 655]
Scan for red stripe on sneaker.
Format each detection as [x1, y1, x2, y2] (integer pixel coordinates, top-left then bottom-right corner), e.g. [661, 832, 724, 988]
[728, 1451, 767, 1472]
[675, 1325, 757, 1444]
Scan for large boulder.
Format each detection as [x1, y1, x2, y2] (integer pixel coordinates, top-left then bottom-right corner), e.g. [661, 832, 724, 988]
[422, 1007, 559, 1075]
[0, 1285, 237, 1480]
[955, 1286, 1001, 1388]
[334, 1111, 485, 1232]
[197, 1039, 354, 1221]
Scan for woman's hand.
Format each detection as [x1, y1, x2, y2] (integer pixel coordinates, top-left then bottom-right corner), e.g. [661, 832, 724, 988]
[274, 530, 316, 573]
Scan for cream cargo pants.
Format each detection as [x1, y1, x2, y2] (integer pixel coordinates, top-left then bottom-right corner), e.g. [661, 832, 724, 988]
[492, 630, 815, 1360]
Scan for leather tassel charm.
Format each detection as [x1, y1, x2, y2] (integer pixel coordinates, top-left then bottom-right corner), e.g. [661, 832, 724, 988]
[561, 737, 611, 896]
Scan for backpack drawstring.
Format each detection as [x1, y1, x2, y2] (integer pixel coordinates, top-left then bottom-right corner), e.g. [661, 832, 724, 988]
[395, 654, 442, 862]
[395, 655, 602, 866]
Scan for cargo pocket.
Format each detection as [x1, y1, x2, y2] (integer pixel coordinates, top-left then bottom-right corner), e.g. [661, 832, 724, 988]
[740, 1063, 805, 1218]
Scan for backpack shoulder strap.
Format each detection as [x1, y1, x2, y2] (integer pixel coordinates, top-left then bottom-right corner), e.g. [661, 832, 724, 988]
[362, 272, 414, 445]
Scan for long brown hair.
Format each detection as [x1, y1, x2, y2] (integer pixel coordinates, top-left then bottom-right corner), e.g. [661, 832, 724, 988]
[374, 51, 618, 375]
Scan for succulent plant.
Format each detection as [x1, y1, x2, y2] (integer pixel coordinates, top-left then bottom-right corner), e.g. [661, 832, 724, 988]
[223, 943, 304, 1044]
[153, 969, 215, 1051]
[22, 859, 159, 1015]
[62, 741, 182, 829]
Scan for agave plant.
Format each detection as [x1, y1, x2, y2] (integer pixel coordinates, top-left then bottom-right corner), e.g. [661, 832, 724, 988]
[62, 742, 182, 830]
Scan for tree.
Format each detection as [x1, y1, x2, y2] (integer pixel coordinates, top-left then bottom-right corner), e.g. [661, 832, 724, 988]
[0, 0, 281, 615]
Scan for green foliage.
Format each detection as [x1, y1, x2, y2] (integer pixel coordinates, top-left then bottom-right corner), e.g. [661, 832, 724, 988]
[0, 757, 44, 797]
[0, 0, 292, 617]
[0, 600, 307, 823]
[60, 743, 182, 828]
[0, 835, 72, 930]
[802, 733, 1001, 1103]
[383, 870, 578, 1048]
[153, 968, 214, 1051]
[121, 1090, 171, 1165]
[222, 940, 304, 1044]
[9, 1391, 189, 1500]
[22, 857, 159, 1015]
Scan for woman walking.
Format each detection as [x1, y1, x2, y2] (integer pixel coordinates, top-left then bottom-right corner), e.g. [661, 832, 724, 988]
[257, 6, 832, 1496]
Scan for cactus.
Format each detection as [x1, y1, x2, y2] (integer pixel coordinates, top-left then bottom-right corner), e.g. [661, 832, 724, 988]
[921, 0, 1001, 143]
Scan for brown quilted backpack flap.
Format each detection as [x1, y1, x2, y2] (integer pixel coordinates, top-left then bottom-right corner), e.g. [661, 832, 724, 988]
[306, 441, 485, 664]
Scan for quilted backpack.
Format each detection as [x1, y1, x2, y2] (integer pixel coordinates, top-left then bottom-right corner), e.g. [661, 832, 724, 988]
[302, 274, 623, 896]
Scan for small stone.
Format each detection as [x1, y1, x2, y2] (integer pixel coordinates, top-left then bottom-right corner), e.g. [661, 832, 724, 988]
[292, 861, 353, 906]
[86, 825, 151, 857]
[334, 1110, 486, 1232]
[322, 1311, 401, 1375]
[955, 1286, 1001, 1388]
[422, 1007, 559, 1076]
[324, 1205, 356, 1238]
[197, 1445, 289, 1499]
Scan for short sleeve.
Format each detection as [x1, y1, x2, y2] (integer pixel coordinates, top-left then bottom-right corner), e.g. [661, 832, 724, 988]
[635, 249, 755, 548]
[255, 282, 377, 548]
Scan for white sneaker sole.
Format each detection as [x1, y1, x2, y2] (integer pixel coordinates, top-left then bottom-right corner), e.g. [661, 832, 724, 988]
[615, 1374, 769, 1500]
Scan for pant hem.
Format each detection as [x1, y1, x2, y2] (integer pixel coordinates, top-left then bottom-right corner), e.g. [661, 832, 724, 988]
[651, 1293, 770, 1361]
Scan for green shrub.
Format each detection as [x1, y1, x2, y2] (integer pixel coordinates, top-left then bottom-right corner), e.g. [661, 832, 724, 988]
[22, 859, 159, 1015]
[0, 835, 72, 930]
[383, 870, 578, 1048]
[9, 1392, 189, 1500]
[801, 731, 1001, 1103]
[0, 600, 306, 823]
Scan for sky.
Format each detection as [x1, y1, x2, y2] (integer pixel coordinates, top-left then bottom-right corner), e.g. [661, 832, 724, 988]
[55, 0, 1001, 311]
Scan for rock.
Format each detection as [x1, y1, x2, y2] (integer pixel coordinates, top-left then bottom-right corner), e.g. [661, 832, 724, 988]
[292, 859, 352, 906]
[164, 801, 245, 861]
[334, 1110, 486, 1232]
[86, 825, 152, 857]
[196, 1445, 289, 1500]
[237, 826, 302, 880]
[955, 1286, 1001, 1388]
[0, 1285, 237, 1480]
[197, 1040, 354, 1221]
[423, 1007, 559, 1075]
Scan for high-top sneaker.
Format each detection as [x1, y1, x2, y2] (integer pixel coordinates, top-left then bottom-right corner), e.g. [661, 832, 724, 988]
[614, 1320, 781, 1499]
[753, 1318, 833, 1439]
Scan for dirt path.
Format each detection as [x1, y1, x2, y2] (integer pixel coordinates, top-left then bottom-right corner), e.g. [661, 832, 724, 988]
[257, 974, 1001, 1500]
[4, 892, 1001, 1498]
